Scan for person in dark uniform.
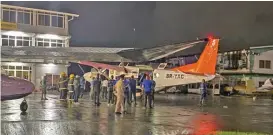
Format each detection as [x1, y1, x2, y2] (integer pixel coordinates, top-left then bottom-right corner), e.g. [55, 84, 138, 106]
[93, 74, 102, 106]
[199, 79, 207, 106]
[129, 75, 137, 106]
[40, 75, 48, 100]
[108, 75, 115, 105]
[73, 75, 80, 104]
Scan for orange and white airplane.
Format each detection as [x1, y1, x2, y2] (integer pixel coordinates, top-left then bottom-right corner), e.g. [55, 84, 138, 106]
[77, 37, 220, 92]
[153, 37, 220, 91]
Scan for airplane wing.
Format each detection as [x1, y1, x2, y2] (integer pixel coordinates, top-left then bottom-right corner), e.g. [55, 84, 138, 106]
[117, 38, 209, 62]
[78, 61, 129, 73]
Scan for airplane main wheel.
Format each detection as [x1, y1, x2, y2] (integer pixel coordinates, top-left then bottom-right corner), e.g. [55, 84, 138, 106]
[20, 99, 28, 112]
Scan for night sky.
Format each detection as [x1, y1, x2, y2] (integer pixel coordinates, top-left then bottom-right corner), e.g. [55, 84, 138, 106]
[2, 1, 273, 52]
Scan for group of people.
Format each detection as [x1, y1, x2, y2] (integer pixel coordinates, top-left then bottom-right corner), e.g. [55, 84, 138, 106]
[40, 71, 209, 111]
[39, 71, 156, 114]
[88, 73, 156, 114]
[41, 72, 85, 104]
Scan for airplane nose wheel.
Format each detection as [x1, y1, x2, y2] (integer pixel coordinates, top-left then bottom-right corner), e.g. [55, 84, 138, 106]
[20, 99, 28, 112]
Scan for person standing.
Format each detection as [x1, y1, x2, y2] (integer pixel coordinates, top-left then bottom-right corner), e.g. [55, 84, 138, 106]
[59, 72, 68, 100]
[108, 75, 115, 105]
[93, 74, 102, 106]
[90, 77, 95, 100]
[123, 78, 131, 110]
[114, 74, 125, 114]
[73, 75, 80, 104]
[199, 79, 207, 106]
[40, 75, 48, 100]
[68, 74, 75, 100]
[79, 76, 85, 98]
[142, 76, 153, 108]
[150, 75, 156, 107]
[129, 75, 137, 106]
[101, 78, 108, 100]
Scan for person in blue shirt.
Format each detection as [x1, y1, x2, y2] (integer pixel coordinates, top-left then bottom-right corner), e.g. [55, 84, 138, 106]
[199, 79, 207, 106]
[142, 75, 153, 108]
[129, 75, 137, 106]
[123, 78, 131, 109]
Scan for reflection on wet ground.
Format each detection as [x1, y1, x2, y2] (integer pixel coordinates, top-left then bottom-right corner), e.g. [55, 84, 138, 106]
[1, 92, 273, 135]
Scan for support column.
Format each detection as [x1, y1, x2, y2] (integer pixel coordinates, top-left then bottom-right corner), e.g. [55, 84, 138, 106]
[31, 63, 37, 89]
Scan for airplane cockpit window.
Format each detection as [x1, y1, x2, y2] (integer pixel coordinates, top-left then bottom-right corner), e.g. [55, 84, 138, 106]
[157, 63, 167, 69]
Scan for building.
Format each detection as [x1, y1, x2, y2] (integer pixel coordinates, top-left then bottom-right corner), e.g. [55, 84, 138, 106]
[0, 4, 132, 90]
[219, 45, 273, 88]
[166, 45, 273, 94]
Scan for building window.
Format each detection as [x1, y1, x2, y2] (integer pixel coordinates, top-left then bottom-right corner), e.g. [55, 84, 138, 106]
[1, 65, 31, 81]
[36, 38, 65, 47]
[17, 9, 32, 24]
[1, 8, 32, 24]
[2, 8, 16, 23]
[37, 12, 64, 28]
[259, 60, 271, 69]
[1, 35, 32, 47]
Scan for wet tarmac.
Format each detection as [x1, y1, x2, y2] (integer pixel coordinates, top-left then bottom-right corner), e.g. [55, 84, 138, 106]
[1, 92, 273, 135]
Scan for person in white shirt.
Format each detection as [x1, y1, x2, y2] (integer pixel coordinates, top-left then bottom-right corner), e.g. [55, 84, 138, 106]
[101, 79, 108, 100]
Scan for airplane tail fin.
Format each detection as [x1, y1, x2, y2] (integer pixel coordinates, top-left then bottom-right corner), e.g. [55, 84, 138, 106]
[172, 37, 220, 75]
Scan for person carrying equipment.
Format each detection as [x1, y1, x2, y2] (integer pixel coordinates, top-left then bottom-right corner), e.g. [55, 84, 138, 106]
[59, 72, 68, 100]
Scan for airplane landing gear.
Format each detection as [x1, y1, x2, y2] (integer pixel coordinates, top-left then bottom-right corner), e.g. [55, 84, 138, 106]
[20, 98, 28, 112]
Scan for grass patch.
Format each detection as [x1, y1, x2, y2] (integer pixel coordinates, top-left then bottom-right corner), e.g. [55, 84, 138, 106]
[217, 131, 270, 135]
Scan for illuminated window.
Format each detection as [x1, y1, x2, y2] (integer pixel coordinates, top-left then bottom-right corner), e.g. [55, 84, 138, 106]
[1, 35, 32, 47]
[35, 38, 65, 47]
[1, 65, 31, 81]
[259, 60, 271, 69]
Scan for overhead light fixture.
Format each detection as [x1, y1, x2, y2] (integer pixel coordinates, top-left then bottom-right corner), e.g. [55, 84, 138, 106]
[46, 63, 56, 66]
[3, 31, 29, 37]
[7, 62, 24, 66]
[36, 34, 63, 40]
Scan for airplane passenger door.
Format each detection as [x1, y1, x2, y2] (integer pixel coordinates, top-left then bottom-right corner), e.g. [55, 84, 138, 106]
[157, 63, 168, 69]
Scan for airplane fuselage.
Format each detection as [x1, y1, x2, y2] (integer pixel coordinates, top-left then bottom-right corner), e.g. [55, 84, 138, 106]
[1, 74, 35, 101]
[153, 69, 215, 91]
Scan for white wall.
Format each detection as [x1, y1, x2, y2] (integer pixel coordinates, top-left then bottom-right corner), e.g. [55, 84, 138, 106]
[251, 76, 271, 88]
[252, 50, 273, 74]
[35, 64, 67, 89]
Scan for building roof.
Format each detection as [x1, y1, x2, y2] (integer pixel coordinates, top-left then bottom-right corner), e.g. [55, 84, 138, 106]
[1, 4, 79, 17]
[1, 47, 133, 62]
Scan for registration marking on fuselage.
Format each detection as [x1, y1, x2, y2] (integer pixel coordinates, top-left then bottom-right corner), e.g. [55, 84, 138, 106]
[165, 73, 185, 79]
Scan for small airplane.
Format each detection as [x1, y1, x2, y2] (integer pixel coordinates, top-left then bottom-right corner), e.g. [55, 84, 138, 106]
[77, 37, 218, 92]
[1, 69, 35, 112]
[153, 37, 220, 91]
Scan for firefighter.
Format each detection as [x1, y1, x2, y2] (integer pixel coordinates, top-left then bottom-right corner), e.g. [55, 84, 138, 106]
[59, 72, 68, 100]
[68, 74, 75, 100]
